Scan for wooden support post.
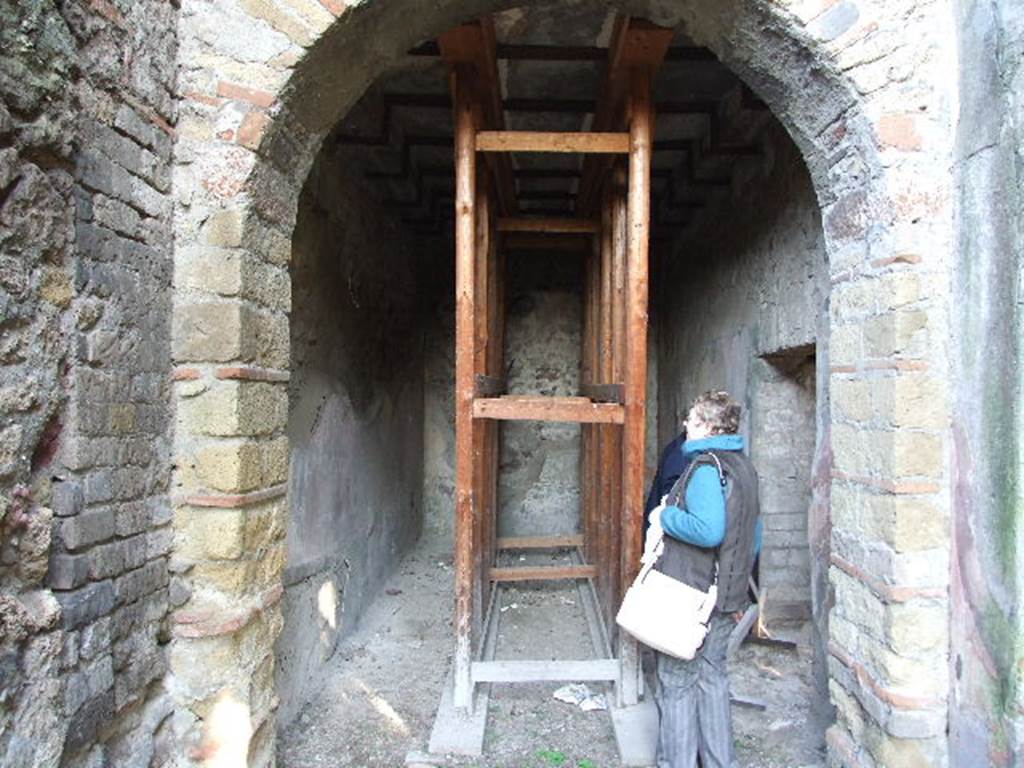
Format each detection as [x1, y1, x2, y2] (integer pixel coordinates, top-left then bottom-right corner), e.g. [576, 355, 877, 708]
[452, 66, 478, 711]
[597, 185, 616, 627]
[619, 67, 653, 707]
[581, 239, 596, 571]
[609, 166, 628, 631]
[473, 164, 492, 646]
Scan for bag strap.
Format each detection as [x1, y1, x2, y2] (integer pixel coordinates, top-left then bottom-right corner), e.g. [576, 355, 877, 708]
[667, 450, 727, 507]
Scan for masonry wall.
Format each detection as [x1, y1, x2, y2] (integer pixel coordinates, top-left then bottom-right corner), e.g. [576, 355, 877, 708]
[656, 119, 828, 685]
[1, 1, 178, 766]
[277, 145, 426, 726]
[423, 252, 585, 540]
[949, 0, 1024, 763]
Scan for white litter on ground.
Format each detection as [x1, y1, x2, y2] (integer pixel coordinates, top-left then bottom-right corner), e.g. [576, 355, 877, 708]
[552, 683, 607, 712]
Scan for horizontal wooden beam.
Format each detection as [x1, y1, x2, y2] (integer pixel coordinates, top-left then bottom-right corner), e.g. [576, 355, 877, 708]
[471, 658, 619, 683]
[498, 217, 598, 234]
[488, 564, 598, 582]
[579, 383, 625, 404]
[477, 131, 630, 154]
[473, 396, 625, 424]
[409, 41, 717, 63]
[496, 534, 584, 550]
[474, 374, 506, 397]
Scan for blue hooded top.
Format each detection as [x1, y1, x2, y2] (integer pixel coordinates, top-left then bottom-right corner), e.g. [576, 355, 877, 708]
[658, 434, 762, 553]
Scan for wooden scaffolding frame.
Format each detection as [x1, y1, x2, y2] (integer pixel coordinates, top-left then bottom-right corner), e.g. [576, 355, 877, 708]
[441, 15, 673, 713]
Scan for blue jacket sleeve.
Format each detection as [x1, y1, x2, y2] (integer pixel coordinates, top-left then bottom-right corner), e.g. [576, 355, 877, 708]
[660, 464, 726, 548]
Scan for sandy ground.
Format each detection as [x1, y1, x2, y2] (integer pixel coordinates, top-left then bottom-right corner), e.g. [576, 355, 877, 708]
[278, 539, 827, 768]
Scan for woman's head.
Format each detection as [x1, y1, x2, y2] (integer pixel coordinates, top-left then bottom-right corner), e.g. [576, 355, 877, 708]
[684, 390, 741, 439]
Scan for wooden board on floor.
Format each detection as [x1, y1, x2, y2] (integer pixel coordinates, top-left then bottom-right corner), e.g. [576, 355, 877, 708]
[488, 564, 597, 582]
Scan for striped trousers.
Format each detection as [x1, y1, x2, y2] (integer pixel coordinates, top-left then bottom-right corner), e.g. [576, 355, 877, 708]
[654, 612, 734, 768]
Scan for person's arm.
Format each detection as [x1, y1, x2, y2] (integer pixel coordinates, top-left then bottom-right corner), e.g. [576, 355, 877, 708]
[660, 464, 726, 548]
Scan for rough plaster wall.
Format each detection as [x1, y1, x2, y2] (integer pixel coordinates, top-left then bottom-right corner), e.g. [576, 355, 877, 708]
[950, 0, 1024, 762]
[1, 1, 177, 766]
[422, 252, 584, 541]
[279, 149, 425, 726]
[499, 255, 582, 537]
[656, 119, 828, 689]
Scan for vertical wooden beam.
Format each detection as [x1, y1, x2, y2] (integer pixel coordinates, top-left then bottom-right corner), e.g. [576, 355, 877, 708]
[619, 67, 653, 707]
[609, 165, 627, 630]
[453, 66, 478, 710]
[473, 165, 492, 644]
[580, 237, 595, 569]
[586, 236, 602, 580]
[597, 185, 616, 626]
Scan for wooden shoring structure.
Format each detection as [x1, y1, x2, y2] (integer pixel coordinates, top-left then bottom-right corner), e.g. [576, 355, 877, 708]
[442, 15, 671, 712]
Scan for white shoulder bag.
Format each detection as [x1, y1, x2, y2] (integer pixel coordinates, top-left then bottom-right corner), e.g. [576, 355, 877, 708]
[615, 463, 722, 660]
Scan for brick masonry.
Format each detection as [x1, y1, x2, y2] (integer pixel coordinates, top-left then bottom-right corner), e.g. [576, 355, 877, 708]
[1, 0, 178, 766]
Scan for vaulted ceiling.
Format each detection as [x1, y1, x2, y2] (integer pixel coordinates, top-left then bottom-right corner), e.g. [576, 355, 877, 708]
[326, 6, 774, 246]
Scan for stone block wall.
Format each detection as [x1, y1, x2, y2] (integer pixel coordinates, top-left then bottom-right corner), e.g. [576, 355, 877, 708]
[1, 1, 178, 765]
[276, 143, 427, 726]
[949, 0, 1024, 763]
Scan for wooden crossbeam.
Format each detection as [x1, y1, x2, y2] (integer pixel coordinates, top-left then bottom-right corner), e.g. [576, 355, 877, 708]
[477, 131, 630, 154]
[474, 374, 506, 397]
[496, 534, 584, 550]
[488, 565, 597, 582]
[472, 396, 625, 424]
[439, 18, 517, 215]
[498, 217, 599, 234]
[576, 17, 675, 216]
[579, 383, 625, 404]
[409, 41, 716, 63]
[471, 659, 619, 683]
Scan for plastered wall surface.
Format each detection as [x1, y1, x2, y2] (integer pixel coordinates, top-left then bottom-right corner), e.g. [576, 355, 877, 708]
[423, 254, 585, 541]
[949, 0, 1024, 762]
[279, 148, 426, 726]
[656, 119, 828, 692]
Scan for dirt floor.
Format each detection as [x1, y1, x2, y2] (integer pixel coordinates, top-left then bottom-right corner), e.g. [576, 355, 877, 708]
[278, 539, 827, 768]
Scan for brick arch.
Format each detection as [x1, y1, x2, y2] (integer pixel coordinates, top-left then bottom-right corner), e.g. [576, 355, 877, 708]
[171, 0, 954, 764]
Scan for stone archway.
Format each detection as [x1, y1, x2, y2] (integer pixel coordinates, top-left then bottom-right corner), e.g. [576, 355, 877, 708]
[169, 1, 956, 764]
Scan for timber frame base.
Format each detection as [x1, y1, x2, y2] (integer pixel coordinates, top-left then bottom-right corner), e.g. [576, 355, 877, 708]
[422, 541, 659, 764]
[437, 14, 670, 755]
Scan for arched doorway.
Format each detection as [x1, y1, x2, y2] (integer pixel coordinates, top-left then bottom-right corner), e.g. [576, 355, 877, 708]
[169, 1, 954, 764]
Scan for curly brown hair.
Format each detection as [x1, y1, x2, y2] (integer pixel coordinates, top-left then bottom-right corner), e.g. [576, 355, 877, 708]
[688, 390, 741, 435]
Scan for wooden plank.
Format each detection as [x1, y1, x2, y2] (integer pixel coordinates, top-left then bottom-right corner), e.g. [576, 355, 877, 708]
[471, 659, 619, 683]
[477, 131, 630, 154]
[579, 383, 624, 404]
[596, 188, 616, 627]
[618, 68, 654, 709]
[498, 217, 600, 234]
[608, 169, 627, 631]
[488, 565, 598, 582]
[472, 164, 492, 647]
[438, 20, 517, 216]
[577, 17, 673, 217]
[474, 373, 506, 397]
[473, 396, 625, 424]
[411, 40, 715, 63]
[496, 534, 584, 550]
[451, 66, 478, 711]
